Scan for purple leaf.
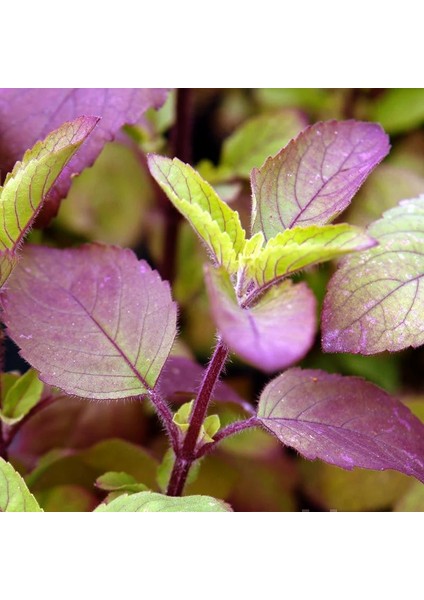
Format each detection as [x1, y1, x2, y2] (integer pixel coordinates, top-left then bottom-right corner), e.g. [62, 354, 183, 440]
[157, 355, 249, 408]
[205, 266, 317, 372]
[1, 244, 177, 399]
[322, 196, 424, 354]
[0, 89, 169, 225]
[257, 368, 424, 482]
[251, 120, 390, 240]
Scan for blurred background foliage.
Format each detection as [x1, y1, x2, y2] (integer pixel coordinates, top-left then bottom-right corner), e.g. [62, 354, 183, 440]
[12, 88, 424, 511]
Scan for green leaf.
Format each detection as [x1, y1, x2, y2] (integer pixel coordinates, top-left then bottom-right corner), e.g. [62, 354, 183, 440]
[219, 109, 307, 179]
[94, 491, 232, 512]
[370, 89, 424, 134]
[301, 461, 412, 511]
[35, 485, 97, 512]
[27, 439, 159, 492]
[57, 141, 155, 247]
[240, 224, 374, 293]
[323, 196, 424, 354]
[95, 471, 148, 495]
[254, 88, 331, 112]
[347, 164, 424, 227]
[0, 369, 43, 425]
[173, 401, 221, 444]
[147, 155, 246, 273]
[0, 458, 43, 512]
[395, 481, 424, 512]
[0, 116, 98, 287]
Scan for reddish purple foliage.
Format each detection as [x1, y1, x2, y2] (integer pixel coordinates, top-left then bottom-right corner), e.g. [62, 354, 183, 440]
[257, 368, 424, 481]
[251, 120, 390, 240]
[0, 88, 169, 224]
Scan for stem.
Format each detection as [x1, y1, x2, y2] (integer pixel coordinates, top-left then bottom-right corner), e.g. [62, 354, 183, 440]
[195, 417, 260, 459]
[167, 337, 229, 496]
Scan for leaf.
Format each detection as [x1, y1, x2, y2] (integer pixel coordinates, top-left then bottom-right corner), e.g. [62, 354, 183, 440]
[322, 196, 424, 354]
[370, 89, 424, 135]
[173, 400, 221, 444]
[395, 481, 424, 512]
[219, 109, 307, 178]
[157, 356, 247, 407]
[251, 120, 390, 240]
[0, 88, 169, 225]
[36, 485, 98, 512]
[57, 141, 155, 247]
[0, 458, 42, 512]
[147, 155, 246, 272]
[94, 491, 232, 512]
[254, 88, 331, 112]
[241, 223, 374, 291]
[0, 369, 43, 425]
[257, 368, 424, 482]
[9, 393, 149, 470]
[27, 439, 159, 492]
[301, 461, 412, 511]
[0, 116, 98, 287]
[95, 471, 148, 495]
[1, 244, 177, 399]
[347, 164, 424, 227]
[205, 266, 317, 372]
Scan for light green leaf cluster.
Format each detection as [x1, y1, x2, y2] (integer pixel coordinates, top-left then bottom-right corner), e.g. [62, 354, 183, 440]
[241, 224, 374, 292]
[0, 458, 43, 512]
[148, 156, 373, 303]
[148, 155, 245, 273]
[173, 400, 221, 444]
[94, 490, 232, 512]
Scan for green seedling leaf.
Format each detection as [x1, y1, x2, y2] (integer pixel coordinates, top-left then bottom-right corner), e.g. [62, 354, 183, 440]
[323, 196, 424, 354]
[173, 400, 221, 444]
[0, 458, 42, 512]
[147, 155, 246, 273]
[0, 116, 98, 287]
[0, 369, 43, 425]
[95, 490, 232, 512]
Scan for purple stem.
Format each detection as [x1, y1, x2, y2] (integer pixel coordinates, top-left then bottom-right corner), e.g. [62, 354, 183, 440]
[167, 337, 229, 496]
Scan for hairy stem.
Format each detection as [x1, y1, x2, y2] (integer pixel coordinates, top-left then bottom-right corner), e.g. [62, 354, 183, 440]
[167, 337, 229, 496]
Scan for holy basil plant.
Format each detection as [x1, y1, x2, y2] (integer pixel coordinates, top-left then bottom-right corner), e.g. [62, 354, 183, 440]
[1, 112, 424, 512]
